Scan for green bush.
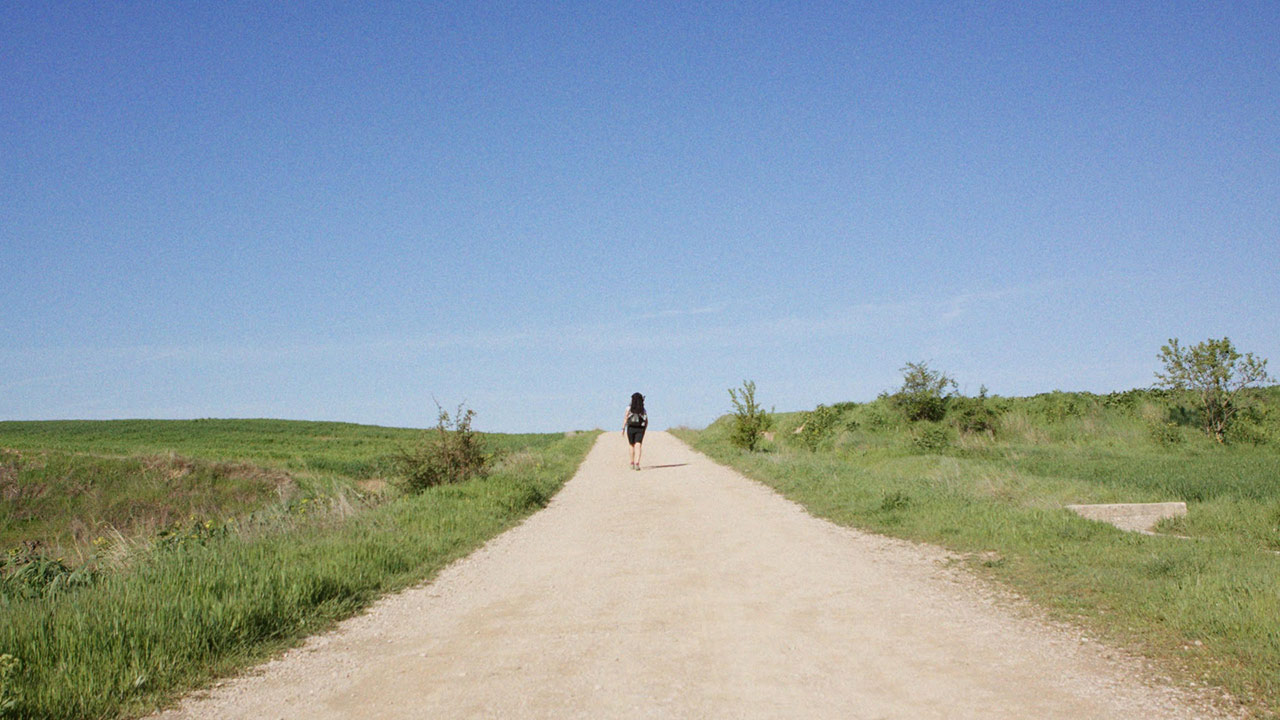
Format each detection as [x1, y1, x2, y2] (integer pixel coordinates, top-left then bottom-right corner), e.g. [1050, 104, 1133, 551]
[911, 424, 952, 452]
[728, 380, 774, 452]
[891, 362, 956, 422]
[949, 388, 1000, 435]
[1103, 387, 1174, 410]
[795, 404, 840, 452]
[1026, 390, 1098, 422]
[1147, 421, 1184, 446]
[1226, 403, 1277, 446]
[861, 396, 902, 430]
[396, 403, 489, 492]
[1141, 413, 1186, 446]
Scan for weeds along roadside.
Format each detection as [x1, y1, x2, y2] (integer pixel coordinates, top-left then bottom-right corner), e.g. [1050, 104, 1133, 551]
[0, 430, 598, 720]
[674, 393, 1280, 719]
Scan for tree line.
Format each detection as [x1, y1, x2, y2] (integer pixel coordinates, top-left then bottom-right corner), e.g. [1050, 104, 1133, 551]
[728, 336, 1273, 451]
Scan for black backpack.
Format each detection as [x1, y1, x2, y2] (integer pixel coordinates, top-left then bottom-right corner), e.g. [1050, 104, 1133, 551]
[627, 411, 647, 428]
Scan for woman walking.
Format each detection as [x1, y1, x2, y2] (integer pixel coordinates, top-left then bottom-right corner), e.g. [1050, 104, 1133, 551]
[623, 392, 648, 470]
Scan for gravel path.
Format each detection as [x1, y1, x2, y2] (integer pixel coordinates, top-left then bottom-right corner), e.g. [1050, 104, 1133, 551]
[152, 431, 1234, 719]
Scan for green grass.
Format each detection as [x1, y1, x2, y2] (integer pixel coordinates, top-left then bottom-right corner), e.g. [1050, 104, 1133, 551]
[676, 391, 1280, 718]
[0, 450, 291, 559]
[0, 419, 570, 560]
[0, 418, 557, 477]
[0, 420, 598, 720]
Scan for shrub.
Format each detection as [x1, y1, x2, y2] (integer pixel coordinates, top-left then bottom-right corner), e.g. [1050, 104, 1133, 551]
[860, 396, 902, 430]
[796, 404, 840, 451]
[728, 380, 774, 452]
[1103, 387, 1174, 410]
[949, 387, 1000, 435]
[892, 362, 956, 422]
[396, 403, 489, 492]
[1148, 421, 1184, 447]
[1226, 403, 1277, 446]
[1026, 390, 1098, 422]
[911, 424, 952, 452]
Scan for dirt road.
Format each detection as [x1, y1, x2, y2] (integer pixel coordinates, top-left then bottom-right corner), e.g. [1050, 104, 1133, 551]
[154, 431, 1231, 719]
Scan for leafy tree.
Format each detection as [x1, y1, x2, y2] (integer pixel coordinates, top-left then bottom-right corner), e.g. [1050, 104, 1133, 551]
[728, 380, 774, 451]
[893, 361, 957, 422]
[1155, 337, 1273, 443]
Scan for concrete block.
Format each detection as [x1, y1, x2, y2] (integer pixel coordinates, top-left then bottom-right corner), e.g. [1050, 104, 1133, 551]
[1065, 502, 1187, 533]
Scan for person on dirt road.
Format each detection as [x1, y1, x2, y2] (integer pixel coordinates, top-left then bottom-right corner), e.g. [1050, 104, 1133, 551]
[624, 392, 648, 470]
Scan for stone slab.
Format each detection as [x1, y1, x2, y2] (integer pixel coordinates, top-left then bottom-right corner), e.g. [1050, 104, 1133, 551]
[1065, 502, 1187, 533]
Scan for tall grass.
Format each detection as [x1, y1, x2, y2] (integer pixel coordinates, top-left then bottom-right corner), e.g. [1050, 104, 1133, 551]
[0, 426, 597, 720]
[676, 390, 1280, 718]
[0, 450, 290, 558]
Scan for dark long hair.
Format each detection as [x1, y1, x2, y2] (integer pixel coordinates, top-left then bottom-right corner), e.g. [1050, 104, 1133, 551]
[629, 392, 645, 414]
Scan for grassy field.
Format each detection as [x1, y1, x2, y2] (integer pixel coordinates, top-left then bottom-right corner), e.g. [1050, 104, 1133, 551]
[0, 419, 558, 560]
[0, 418, 557, 480]
[675, 388, 1280, 719]
[0, 420, 598, 720]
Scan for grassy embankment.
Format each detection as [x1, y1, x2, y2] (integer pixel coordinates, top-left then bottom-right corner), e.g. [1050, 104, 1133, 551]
[0, 419, 598, 720]
[675, 388, 1280, 719]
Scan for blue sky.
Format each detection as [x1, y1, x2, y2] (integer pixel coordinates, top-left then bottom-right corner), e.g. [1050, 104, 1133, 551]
[3, 1, 1277, 432]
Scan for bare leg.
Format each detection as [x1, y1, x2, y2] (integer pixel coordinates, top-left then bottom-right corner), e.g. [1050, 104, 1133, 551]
[633, 441, 642, 468]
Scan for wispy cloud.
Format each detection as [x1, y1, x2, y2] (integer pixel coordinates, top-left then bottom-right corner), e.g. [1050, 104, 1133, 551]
[938, 287, 1026, 323]
[0, 283, 1056, 396]
[636, 304, 727, 321]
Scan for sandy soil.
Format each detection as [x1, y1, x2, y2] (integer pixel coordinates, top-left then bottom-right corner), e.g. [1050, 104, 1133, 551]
[152, 431, 1236, 719]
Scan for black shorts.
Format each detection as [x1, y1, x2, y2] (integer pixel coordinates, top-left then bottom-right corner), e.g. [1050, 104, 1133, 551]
[626, 426, 646, 445]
